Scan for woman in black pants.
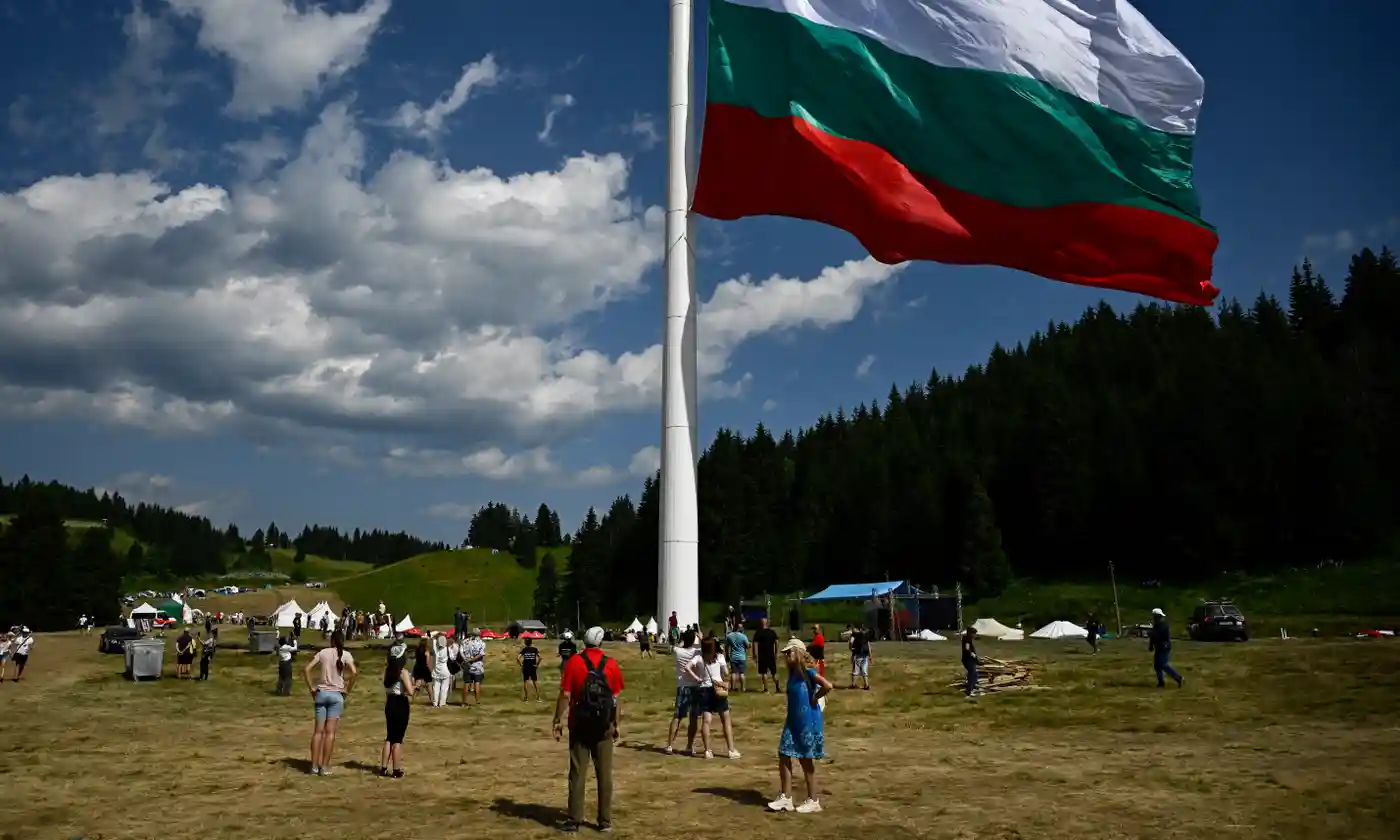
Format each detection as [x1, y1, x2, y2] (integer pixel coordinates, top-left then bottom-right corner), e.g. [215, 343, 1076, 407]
[381, 643, 415, 777]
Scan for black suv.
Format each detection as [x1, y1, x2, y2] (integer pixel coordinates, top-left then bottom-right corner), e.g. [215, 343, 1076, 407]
[1188, 600, 1248, 641]
[99, 625, 144, 654]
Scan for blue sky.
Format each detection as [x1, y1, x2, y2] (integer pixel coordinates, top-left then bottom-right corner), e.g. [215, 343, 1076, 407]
[0, 0, 1396, 543]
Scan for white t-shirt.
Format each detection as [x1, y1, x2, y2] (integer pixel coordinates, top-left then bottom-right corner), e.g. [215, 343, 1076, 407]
[14, 636, 35, 656]
[0, 639, 11, 656]
[683, 653, 712, 688]
[706, 657, 728, 685]
[278, 642, 297, 662]
[674, 646, 701, 687]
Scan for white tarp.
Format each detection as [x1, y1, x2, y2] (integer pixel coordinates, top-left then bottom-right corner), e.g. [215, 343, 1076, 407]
[130, 602, 158, 617]
[972, 618, 1020, 639]
[306, 601, 339, 629]
[395, 614, 416, 633]
[272, 600, 307, 629]
[625, 617, 643, 633]
[1032, 620, 1088, 639]
[645, 617, 658, 636]
[918, 629, 946, 641]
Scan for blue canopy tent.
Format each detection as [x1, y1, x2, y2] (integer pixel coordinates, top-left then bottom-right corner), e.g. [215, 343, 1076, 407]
[802, 581, 924, 638]
[802, 581, 920, 601]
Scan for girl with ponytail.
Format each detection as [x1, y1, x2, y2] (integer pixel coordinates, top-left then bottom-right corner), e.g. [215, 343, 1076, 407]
[303, 628, 357, 776]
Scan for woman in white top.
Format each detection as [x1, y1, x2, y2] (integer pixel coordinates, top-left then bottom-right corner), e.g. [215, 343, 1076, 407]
[429, 633, 452, 707]
[301, 630, 357, 776]
[700, 636, 740, 759]
[275, 636, 298, 695]
[381, 642, 415, 777]
[683, 639, 717, 758]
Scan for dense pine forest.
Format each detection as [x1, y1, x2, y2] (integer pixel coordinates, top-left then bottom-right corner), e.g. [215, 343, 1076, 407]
[3, 247, 1397, 630]
[533, 248, 1400, 627]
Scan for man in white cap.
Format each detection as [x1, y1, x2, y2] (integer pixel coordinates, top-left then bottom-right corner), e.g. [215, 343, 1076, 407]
[552, 626, 623, 833]
[1148, 609, 1183, 688]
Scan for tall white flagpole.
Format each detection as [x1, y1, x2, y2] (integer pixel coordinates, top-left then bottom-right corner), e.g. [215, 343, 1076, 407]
[659, 0, 700, 630]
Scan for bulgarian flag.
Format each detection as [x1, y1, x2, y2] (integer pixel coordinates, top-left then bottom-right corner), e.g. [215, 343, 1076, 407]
[692, 0, 1220, 305]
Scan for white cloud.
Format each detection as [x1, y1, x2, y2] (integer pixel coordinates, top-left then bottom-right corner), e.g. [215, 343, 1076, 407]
[0, 79, 900, 484]
[390, 54, 502, 141]
[854, 354, 875, 379]
[423, 502, 479, 521]
[628, 445, 660, 477]
[166, 0, 392, 117]
[93, 471, 223, 518]
[537, 93, 575, 144]
[1302, 228, 1357, 254]
[224, 132, 289, 180]
[92, 1, 179, 136]
[761, 398, 777, 412]
[621, 112, 660, 150]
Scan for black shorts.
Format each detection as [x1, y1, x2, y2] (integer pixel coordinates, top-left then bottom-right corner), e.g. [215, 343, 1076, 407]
[522, 666, 538, 681]
[758, 656, 777, 676]
[13, 654, 27, 666]
[177, 653, 194, 665]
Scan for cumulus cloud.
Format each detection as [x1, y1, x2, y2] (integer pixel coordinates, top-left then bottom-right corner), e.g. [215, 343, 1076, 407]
[0, 81, 900, 483]
[537, 93, 575, 144]
[628, 445, 660, 478]
[854, 354, 875, 379]
[389, 54, 502, 141]
[92, 1, 180, 136]
[166, 0, 392, 117]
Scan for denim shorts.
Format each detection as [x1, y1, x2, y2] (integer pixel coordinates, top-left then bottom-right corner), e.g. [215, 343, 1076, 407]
[673, 685, 700, 719]
[730, 658, 747, 674]
[313, 690, 345, 722]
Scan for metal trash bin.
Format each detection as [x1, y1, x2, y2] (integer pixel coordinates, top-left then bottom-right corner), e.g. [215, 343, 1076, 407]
[248, 629, 279, 654]
[125, 639, 166, 680]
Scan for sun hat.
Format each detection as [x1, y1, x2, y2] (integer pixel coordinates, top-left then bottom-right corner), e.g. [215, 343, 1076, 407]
[563, 630, 574, 640]
[1151, 608, 1166, 617]
[781, 637, 807, 655]
[389, 642, 407, 659]
[584, 626, 605, 647]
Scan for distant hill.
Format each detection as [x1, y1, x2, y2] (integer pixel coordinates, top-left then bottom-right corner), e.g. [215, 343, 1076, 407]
[328, 545, 570, 629]
[0, 514, 141, 558]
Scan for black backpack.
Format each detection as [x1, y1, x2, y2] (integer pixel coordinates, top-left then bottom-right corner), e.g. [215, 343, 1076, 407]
[575, 654, 615, 737]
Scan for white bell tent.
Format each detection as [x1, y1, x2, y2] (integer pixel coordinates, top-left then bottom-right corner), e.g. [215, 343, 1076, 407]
[1031, 620, 1089, 639]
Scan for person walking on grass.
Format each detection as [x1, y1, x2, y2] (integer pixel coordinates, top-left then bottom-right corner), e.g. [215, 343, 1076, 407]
[848, 623, 872, 691]
[197, 632, 216, 681]
[1086, 612, 1101, 654]
[725, 624, 749, 692]
[460, 628, 486, 707]
[552, 626, 623, 834]
[411, 638, 432, 704]
[519, 637, 542, 701]
[380, 642, 415, 778]
[961, 626, 980, 697]
[175, 628, 196, 679]
[809, 624, 827, 678]
[753, 618, 779, 694]
[638, 628, 652, 658]
[303, 630, 356, 776]
[429, 632, 452, 707]
[275, 635, 297, 695]
[1149, 608, 1184, 688]
[8, 629, 34, 681]
[697, 636, 740, 759]
[0, 631, 13, 681]
[664, 629, 702, 755]
[767, 638, 832, 814]
[558, 630, 577, 673]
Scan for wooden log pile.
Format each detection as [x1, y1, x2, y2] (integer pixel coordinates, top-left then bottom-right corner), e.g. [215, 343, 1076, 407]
[947, 656, 1039, 694]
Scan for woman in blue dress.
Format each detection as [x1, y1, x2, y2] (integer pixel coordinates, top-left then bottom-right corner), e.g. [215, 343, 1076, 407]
[768, 637, 833, 814]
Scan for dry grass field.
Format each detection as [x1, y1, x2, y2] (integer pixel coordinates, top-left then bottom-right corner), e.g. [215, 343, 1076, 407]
[1, 631, 1397, 840]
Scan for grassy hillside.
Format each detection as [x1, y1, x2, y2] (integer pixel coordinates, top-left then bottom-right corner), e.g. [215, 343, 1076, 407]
[329, 545, 570, 628]
[196, 585, 343, 619]
[0, 514, 141, 557]
[264, 547, 373, 581]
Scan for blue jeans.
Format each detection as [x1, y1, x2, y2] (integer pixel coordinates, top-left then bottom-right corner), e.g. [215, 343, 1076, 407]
[964, 662, 978, 695]
[1154, 652, 1181, 686]
[314, 690, 345, 722]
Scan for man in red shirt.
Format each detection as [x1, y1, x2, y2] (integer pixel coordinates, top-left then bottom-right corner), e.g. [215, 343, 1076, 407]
[552, 626, 624, 833]
[809, 623, 827, 678]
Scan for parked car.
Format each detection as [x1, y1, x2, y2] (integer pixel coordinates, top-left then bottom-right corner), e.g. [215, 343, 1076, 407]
[1188, 600, 1249, 641]
[99, 625, 144, 654]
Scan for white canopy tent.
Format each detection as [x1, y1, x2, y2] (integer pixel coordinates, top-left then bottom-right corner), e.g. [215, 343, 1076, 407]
[1031, 620, 1089, 639]
[645, 617, 659, 636]
[625, 617, 644, 633]
[395, 614, 417, 633]
[971, 617, 1020, 639]
[272, 600, 308, 629]
[306, 602, 339, 629]
[130, 602, 158, 617]
[909, 628, 947, 641]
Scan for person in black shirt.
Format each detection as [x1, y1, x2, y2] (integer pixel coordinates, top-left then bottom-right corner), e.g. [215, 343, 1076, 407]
[638, 630, 652, 658]
[558, 631, 578, 672]
[1148, 608, 1183, 688]
[961, 627, 979, 696]
[1085, 612, 1101, 654]
[519, 638, 543, 701]
[752, 618, 779, 693]
[848, 625, 872, 690]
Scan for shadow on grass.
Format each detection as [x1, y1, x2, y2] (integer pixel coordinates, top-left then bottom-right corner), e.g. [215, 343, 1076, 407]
[617, 741, 673, 755]
[489, 797, 568, 827]
[693, 786, 768, 806]
[279, 757, 314, 774]
[344, 760, 385, 775]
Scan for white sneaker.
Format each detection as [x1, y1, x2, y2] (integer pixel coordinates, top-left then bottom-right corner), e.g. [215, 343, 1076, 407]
[310, 765, 321, 776]
[727, 750, 741, 760]
[663, 745, 673, 755]
[703, 750, 713, 759]
[766, 795, 794, 812]
[796, 799, 823, 814]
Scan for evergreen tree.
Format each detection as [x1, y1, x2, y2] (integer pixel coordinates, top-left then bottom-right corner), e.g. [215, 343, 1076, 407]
[533, 552, 560, 626]
[958, 475, 1011, 599]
